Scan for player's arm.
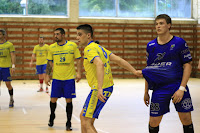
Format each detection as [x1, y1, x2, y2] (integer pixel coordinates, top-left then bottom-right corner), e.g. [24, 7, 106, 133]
[93, 57, 107, 103]
[198, 59, 200, 70]
[30, 53, 36, 67]
[109, 53, 142, 77]
[45, 60, 53, 86]
[10, 52, 16, 74]
[144, 80, 150, 107]
[172, 61, 192, 104]
[75, 58, 82, 82]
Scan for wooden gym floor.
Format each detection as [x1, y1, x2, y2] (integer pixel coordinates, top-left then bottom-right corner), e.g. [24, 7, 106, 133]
[0, 78, 199, 133]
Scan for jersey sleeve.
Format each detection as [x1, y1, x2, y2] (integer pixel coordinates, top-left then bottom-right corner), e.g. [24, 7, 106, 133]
[179, 40, 192, 64]
[47, 46, 53, 61]
[85, 47, 99, 63]
[33, 46, 36, 54]
[105, 48, 112, 57]
[74, 43, 81, 59]
[9, 43, 15, 52]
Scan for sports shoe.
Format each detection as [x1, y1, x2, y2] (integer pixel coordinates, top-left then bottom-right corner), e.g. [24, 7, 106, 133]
[48, 114, 55, 127]
[37, 88, 43, 92]
[46, 87, 49, 93]
[9, 99, 14, 108]
[66, 121, 72, 131]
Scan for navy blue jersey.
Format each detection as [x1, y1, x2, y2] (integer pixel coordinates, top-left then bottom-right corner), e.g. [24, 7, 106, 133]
[142, 36, 192, 90]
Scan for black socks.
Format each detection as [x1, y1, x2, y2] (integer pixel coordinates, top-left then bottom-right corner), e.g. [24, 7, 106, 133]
[149, 124, 159, 133]
[66, 102, 73, 123]
[183, 123, 194, 133]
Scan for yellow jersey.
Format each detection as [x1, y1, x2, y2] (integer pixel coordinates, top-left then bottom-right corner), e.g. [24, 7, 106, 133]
[47, 41, 81, 80]
[33, 44, 49, 65]
[84, 41, 114, 90]
[0, 41, 15, 68]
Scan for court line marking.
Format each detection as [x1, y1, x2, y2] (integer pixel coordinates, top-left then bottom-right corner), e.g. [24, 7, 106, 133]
[46, 92, 109, 133]
[22, 107, 27, 114]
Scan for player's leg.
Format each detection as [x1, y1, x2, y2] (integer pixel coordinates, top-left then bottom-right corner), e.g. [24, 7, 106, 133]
[48, 97, 58, 127]
[43, 73, 48, 93]
[3, 68, 14, 107]
[42, 64, 48, 93]
[66, 98, 73, 131]
[36, 65, 43, 92]
[5, 81, 14, 108]
[174, 86, 194, 133]
[178, 112, 194, 133]
[38, 74, 44, 91]
[48, 79, 62, 127]
[149, 116, 163, 133]
[63, 79, 76, 130]
[81, 86, 113, 133]
[149, 88, 171, 133]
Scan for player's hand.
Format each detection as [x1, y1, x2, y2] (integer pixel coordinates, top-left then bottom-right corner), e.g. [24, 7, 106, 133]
[172, 89, 184, 104]
[134, 70, 143, 77]
[45, 75, 51, 86]
[29, 62, 33, 67]
[97, 89, 106, 103]
[144, 92, 150, 107]
[75, 73, 81, 83]
[11, 68, 15, 75]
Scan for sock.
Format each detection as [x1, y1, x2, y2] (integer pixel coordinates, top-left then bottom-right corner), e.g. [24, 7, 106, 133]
[183, 123, 194, 133]
[8, 89, 13, 100]
[149, 124, 159, 133]
[50, 101, 57, 115]
[66, 102, 73, 123]
[39, 79, 43, 88]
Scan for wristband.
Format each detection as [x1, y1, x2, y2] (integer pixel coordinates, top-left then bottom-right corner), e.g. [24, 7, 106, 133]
[179, 86, 187, 92]
[12, 64, 15, 68]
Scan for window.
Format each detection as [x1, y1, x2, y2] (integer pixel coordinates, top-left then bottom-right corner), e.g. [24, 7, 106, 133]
[0, 0, 68, 16]
[79, 0, 191, 18]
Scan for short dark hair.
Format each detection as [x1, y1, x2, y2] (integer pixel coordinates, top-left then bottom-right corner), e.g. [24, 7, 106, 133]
[155, 14, 172, 30]
[0, 29, 6, 36]
[76, 24, 93, 38]
[55, 28, 65, 35]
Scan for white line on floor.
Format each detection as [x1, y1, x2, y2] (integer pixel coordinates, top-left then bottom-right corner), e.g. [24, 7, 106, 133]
[57, 101, 110, 133]
[22, 107, 27, 114]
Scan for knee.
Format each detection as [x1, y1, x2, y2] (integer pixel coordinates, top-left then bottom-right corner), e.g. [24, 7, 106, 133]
[5, 82, 12, 89]
[181, 115, 192, 125]
[149, 118, 161, 127]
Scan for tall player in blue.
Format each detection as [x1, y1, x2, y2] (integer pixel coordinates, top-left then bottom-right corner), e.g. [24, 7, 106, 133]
[142, 14, 194, 133]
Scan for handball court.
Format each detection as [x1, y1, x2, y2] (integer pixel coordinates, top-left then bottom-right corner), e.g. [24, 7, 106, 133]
[0, 78, 199, 133]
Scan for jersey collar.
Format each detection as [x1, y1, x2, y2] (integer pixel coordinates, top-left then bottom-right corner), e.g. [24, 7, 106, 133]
[57, 41, 67, 46]
[87, 41, 93, 45]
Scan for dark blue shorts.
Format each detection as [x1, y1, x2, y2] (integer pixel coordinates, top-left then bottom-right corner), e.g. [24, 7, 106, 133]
[36, 64, 47, 74]
[82, 86, 113, 119]
[150, 84, 194, 117]
[51, 79, 76, 98]
[0, 67, 12, 81]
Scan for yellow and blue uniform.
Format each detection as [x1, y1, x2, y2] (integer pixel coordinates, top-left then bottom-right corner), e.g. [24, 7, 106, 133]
[0, 41, 15, 81]
[33, 44, 49, 74]
[82, 41, 114, 118]
[47, 41, 81, 98]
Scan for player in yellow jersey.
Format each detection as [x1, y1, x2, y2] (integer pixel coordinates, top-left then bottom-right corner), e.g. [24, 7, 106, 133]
[30, 37, 49, 93]
[76, 24, 142, 133]
[45, 28, 82, 131]
[0, 29, 16, 108]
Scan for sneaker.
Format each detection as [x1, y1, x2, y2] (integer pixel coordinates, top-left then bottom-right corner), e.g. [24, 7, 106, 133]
[48, 114, 55, 127]
[66, 121, 72, 131]
[46, 87, 49, 93]
[37, 88, 43, 92]
[9, 99, 14, 108]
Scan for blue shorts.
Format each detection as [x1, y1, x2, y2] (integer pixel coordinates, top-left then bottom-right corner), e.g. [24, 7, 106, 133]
[0, 67, 12, 81]
[150, 83, 194, 117]
[51, 79, 76, 98]
[36, 64, 47, 74]
[83, 86, 113, 119]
